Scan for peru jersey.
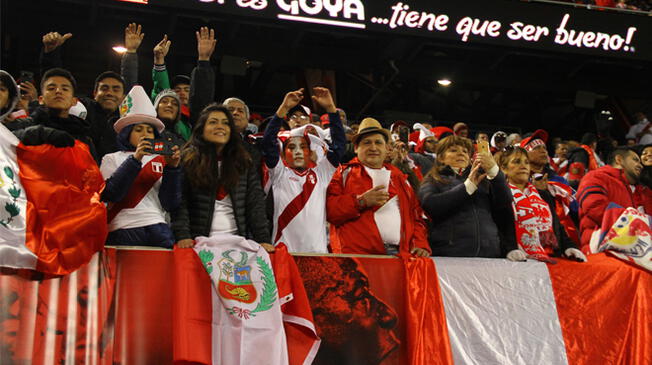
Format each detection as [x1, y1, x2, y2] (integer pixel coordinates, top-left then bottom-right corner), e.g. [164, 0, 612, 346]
[100, 151, 167, 231]
[270, 158, 336, 253]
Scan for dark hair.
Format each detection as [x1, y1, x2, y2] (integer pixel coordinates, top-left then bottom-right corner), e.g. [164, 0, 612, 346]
[181, 103, 252, 190]
[581, 132, 598, 146]
[94, 71, 125, 93]
[116, 123, 161, 152]
[607, 146, 635, 166]
[41, 68, 77, 93]
[424, 135, 473, 183]
[171, 75, 190, 88]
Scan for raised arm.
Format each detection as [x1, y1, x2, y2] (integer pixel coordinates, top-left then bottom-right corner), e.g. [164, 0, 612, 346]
[189, 27, 216, 125]
[121, 23, 145, 91]
[39, 32, 71, 75]
[262, 88, 304, 168]
[311, 87, 345, 166]
[151, 35, 172, 100]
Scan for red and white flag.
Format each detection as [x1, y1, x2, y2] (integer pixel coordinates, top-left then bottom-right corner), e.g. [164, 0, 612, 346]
[0, 124, 106, 275]
[176, 235, 311, 365]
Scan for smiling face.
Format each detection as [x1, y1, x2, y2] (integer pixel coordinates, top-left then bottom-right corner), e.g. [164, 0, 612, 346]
[94, 77, 124, 112]
[157, 96, 179, 122]
[440, 144, 470, 170]
[202, 111, 231, 149]
[502, 150, 531, 187]
[641, 146, 652, 167]
[355, 133, 388, 169]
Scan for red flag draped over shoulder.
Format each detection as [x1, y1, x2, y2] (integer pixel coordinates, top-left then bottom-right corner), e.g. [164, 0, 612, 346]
[17, 141, 107, 275]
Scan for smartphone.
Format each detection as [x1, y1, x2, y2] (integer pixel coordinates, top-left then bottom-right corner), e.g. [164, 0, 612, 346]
[145, 138, 175, 156]
[477, 140, 490, 155]
[398, 126, 409, 145]
[18, 71, 34, 95]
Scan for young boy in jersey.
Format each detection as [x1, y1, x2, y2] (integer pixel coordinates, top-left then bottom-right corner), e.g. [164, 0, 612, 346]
[100, 86, 182, 248]
[262, 87, 345, 253]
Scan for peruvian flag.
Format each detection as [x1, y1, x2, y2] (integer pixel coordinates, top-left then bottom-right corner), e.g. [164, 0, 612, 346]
[173, 235, 319, 365]
[0, 123, 106, 275]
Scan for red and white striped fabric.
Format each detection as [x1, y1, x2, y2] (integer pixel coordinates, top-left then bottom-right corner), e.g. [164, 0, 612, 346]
[433, 255, 651, 364]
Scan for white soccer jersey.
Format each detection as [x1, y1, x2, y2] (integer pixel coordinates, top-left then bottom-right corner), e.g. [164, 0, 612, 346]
[269, 157, 336, 253]
[100, 151, 167, 231]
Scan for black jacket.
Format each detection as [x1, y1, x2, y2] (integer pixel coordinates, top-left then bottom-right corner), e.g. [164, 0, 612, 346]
[419, 166, 516, 257]
[7, 107, 98, 160]
[172, 164, 271, 243]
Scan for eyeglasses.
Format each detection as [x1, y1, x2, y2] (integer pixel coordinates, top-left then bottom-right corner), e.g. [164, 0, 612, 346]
[290, 115, 309, 121]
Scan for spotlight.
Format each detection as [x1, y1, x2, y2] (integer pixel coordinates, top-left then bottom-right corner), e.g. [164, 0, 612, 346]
[112, 46, 128, 54]
[437, 79, 452, 87]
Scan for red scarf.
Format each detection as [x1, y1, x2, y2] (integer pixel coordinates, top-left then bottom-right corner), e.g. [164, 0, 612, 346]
[510, 183, 558, 262]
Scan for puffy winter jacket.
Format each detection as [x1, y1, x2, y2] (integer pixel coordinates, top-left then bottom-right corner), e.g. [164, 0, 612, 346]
[172, 164, 271, 244]
[577, 165, 647, 251]
[418, 166, 516, 257]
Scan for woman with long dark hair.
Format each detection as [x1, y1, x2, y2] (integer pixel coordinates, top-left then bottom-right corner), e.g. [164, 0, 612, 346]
[172, 103, 272, 250]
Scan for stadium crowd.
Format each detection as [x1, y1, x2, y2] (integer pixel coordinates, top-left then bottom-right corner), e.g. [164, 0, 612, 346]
[1, 23, 651, 263]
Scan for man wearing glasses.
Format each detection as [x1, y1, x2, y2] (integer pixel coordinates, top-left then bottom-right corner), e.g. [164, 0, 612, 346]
[287, 104, 312, 129]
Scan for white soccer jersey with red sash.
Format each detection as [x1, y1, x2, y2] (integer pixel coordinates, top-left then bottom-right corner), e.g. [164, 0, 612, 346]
[270, 149, 336, 254]
[100, 151, 167, 231]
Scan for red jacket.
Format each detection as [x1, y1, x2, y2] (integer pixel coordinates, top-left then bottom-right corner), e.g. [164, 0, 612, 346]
[577, 166, 646, 251]
[326, 159, 430, 255]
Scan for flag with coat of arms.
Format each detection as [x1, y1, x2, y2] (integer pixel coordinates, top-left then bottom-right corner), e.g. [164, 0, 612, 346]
[0, 118, 107, 275]
[173, 234, 320, 365]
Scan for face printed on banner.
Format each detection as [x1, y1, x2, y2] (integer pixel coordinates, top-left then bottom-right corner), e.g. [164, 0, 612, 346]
[296, 257, 399, 365]
[129, 123, 155, 148]
[284, 136, 312, 169]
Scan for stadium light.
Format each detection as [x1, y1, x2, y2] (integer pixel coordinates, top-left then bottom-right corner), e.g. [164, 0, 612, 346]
[112, 46, 128, 54]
